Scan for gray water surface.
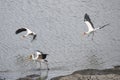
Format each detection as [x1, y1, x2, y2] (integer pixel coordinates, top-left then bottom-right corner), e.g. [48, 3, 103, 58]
[0, 0, 120, 80]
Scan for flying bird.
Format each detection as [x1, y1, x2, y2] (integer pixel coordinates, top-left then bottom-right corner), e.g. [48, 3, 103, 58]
[15, 27, 37, 42]
[28, 50, 49, 70]
[83, 13, 109, 40]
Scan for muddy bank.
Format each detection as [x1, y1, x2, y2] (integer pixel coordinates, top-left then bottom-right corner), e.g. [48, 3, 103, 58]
[51, 66, 120, 80]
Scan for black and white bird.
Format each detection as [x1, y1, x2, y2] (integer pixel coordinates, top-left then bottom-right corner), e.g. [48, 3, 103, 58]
[28, 50, 49, 70]
[15, 27, 37, 42]
[83, 13, 109, 39]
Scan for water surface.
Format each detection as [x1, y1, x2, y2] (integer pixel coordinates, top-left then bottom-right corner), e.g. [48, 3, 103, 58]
[0, 0, 120, 80]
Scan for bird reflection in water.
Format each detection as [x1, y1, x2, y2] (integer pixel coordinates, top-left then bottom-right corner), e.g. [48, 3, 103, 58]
[15, 54, 49, 80]
[17, 70, 49, 80]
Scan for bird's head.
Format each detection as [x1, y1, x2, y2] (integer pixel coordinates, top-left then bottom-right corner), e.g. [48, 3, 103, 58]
[83, 32, 87, 36]
[28, 54, 32, 60]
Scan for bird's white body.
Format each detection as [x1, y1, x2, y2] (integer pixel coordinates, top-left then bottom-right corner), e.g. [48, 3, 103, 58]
[85, 21, 99, 35]
[36, 51, 42, 55]
[24, 28, 36, 37]
[28, 51, 49, 70]
[31, 53, 40, 61]
[84, 13, 109, 39]
[15, 27, 37, 41]
[85, 21, 94, 32]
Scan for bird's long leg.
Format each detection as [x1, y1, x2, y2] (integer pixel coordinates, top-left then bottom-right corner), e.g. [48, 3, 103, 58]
[39, 61, 42, 70]
[91, 32, 94, 40]
[46, 62, 49, 70]
[43, 60, 49, 70]
[87, 34, 90, 37]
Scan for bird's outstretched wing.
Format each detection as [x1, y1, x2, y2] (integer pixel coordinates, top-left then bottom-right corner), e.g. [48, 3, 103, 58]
[15, 28, 27, 34]
[84, 13, 94, 31]
[99, 23, 109, 29]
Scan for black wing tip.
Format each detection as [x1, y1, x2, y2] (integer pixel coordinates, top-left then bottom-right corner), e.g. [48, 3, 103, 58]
[15, 31, 18, 34]
[84, 13, 90, 21]
[85, 13, 88, 16]
[15, 28, 27, 34]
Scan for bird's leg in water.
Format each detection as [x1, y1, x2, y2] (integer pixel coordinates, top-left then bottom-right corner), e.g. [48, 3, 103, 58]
[39, 62, 42, 70]
[44, 60, 49, 70]
[46, 62, 49, 70]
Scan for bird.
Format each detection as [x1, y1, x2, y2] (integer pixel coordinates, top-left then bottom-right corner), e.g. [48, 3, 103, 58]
[83, 13, 109, 40]
[15, 27, 37, 42]
[28, 50, 49, 70]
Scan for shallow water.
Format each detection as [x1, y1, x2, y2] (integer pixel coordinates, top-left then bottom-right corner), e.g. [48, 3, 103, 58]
[0, 0, 120, 80]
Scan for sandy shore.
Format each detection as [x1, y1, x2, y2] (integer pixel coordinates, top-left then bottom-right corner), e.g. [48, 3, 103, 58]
[51, 66, 120, 80]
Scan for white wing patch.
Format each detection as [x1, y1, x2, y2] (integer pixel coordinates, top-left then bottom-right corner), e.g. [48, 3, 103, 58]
[36, 52, 42, 55]
[85, 21, 94, 31]
[26, 28, 33, 35]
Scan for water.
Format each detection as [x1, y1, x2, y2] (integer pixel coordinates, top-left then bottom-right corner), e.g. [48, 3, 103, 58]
[0, 0, 120, 80]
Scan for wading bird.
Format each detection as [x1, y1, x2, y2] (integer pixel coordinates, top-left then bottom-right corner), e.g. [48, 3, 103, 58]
[15, 27, 37, 42]
[83, 13, 109, 40]
[28, 50, 49, 70]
